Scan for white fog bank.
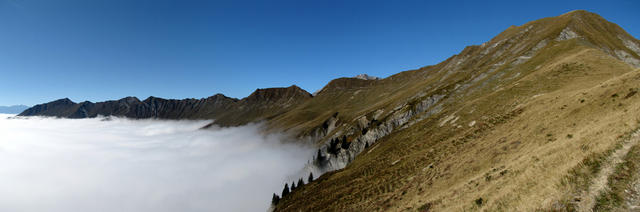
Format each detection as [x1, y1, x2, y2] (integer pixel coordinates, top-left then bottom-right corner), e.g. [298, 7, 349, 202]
[0, 114, 313, 212]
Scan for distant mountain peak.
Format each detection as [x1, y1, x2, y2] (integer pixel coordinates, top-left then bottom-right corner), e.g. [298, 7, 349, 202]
[354, 74, 380, 80]
[245, 85, 312, 104]
[119, 96, 141, 104]
[53, 98, 75, 105]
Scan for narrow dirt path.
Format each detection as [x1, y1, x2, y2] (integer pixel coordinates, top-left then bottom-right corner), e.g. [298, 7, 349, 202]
[627, 177, 640, 211]
[624, 145, 640, 211]
[575, 131, 640, 211]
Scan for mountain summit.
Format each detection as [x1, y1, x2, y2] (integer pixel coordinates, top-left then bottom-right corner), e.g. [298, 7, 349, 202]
[19, 10, 640, 211]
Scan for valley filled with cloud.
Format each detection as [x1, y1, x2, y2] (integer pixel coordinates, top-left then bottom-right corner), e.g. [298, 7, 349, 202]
[0, 114, 313, 212]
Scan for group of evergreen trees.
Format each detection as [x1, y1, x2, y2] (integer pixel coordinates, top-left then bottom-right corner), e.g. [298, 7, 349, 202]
[271, 136, 375, 206]
[271, 172, 314, 206]
[328, 135, 349, 155]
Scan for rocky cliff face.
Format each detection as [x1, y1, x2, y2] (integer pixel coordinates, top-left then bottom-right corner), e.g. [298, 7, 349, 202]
[305, 94, 446, 174]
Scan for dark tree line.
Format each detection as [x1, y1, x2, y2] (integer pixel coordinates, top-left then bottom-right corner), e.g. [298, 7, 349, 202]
[271, 172, 316, 206]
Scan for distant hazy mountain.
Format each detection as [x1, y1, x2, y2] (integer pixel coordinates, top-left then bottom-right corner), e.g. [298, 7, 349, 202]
[0, 105, 29, 114]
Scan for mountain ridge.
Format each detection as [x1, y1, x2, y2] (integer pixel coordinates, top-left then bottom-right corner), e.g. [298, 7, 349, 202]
[19, 85, 311, 126]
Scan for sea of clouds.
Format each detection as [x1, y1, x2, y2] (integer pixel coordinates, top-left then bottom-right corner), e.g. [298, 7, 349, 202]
[0, 114, 313, 212]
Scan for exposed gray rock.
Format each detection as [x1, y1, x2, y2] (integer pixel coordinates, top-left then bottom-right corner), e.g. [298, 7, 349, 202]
[615, 50, 640, 68]
[620, 36, 640, 55]
[512, 39, 548, 66]
[307, 94, 445, 173]
[354, 74, 381, 80]
[480, 40, 503, 56]
[556, 27, 579, 41]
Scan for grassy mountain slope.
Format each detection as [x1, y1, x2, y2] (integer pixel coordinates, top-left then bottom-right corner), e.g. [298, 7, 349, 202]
[267, 10, 640, 137]
[272, 10, 640, 211]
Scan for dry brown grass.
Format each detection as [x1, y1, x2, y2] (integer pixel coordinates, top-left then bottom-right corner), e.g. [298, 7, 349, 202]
[273, 10, 640, 211]
[277, 44, 640, 212]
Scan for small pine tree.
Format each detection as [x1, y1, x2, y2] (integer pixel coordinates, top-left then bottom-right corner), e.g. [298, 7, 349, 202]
[329, 138, 339, 154]
[297, 178, 304, 187]
[282, 183, 290, 197]
[271, 193, 280, 205]
[316, 149, 323, 161]
[308, 172, 314, 183]
[291, 181, 297, 190]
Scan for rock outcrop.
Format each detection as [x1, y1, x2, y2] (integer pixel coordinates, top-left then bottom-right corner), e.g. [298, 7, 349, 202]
[354, 74, 380, 80]
[308, 94, 445, 173]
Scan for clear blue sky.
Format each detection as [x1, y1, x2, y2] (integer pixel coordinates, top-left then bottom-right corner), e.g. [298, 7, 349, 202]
[0, 0, 638, 106]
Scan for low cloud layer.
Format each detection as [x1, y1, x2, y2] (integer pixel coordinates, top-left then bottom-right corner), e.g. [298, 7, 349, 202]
[0, 114, 313, 212]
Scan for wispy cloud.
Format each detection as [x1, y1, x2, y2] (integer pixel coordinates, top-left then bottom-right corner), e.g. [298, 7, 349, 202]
[0, 115, 313, 212]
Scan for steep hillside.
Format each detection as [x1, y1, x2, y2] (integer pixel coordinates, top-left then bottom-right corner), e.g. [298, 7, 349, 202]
[271, 10, 640, 211]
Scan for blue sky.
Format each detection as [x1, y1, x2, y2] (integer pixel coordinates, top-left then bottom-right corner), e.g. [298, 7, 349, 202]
[0, 0, 638, 106]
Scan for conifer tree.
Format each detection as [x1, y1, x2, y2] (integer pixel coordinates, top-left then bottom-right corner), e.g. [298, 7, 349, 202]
[308, 172, 314, 183]
[291, 181, 297, 190]
[297, 178, 304, 187]
[271, 193, 280, 205]
[282, 183, 290, 197]
[316, 149, 324, 161]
